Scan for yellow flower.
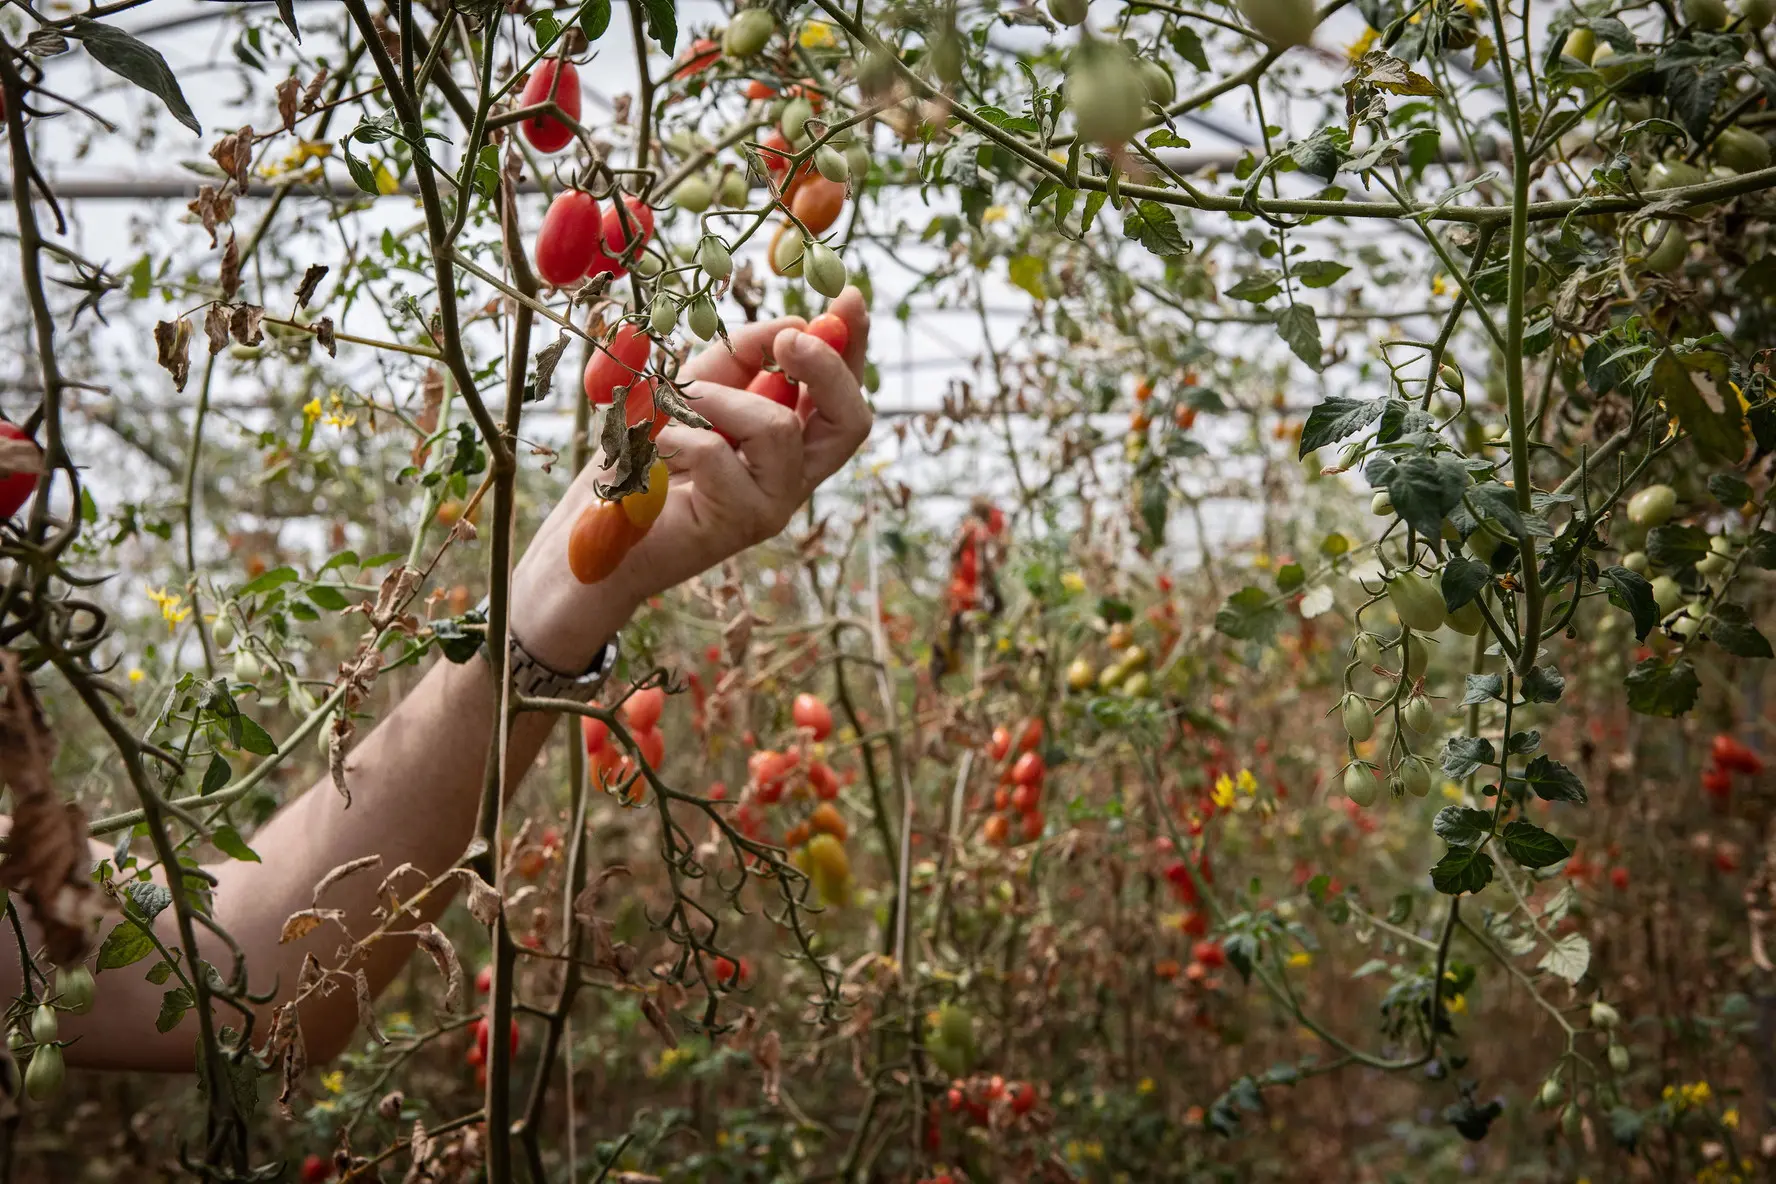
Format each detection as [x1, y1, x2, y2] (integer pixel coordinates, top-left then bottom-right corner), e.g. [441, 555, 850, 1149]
[260, 140, 332, 179]
[799, 19, 837, 48]
[303, 397, 323, 422]
[1723, 1107, 1739, 1129]
[127, 667, 145, 684]
[1061, 571, 1086, 593]
[1236, 768, 1258, 796]
[1441, 781, 1465, 800]
[321, 1069, 345, 1094]
[1211, 774, 1235, 809]
[1447, 993, 1467, 1015]
[1346, 26, 1378, 61]
[982, 205, 1009, 224]
[996, 637, 1012, 653]
[321, 394, 358, 430]
[1431, 273, 1450, 297]
[1286, 951, 1313, 968]
[1252, 552, 1272, 569]
[144, 585, 191, 631]
[1137, 1076, 1155, 1095]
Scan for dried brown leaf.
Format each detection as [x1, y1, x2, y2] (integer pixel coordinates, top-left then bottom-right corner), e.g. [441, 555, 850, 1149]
[353, 969, 388, 1045]
[229, 303, 264, 346]
[314, 316, 337, 358]
[640, 996, 678, 1049]
[203, 303, 230, 356]
[154, 318, 192, 391]
[301, 67, 329, 112]
[209, 125, 254, 190]
[412, 366, 443, 465]
[275, 77, 300, 132]
[457, 867, 503, 927]
[756, 1029, 782, 1104]
[531, 331, 571, 401]
[312, 854, 382, 906]
[219, 232, 240, 302]
[279, 907, 344, 944]
[413, 922, 463, 1011]
[187, 184, 231, 248]
[295, 263, 328, 309]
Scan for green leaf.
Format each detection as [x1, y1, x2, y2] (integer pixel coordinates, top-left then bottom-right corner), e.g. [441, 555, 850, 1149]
[1145, 129, 1191, 148]
[1213, 586, 1284, 644]
[201, 754, 231, 795]
[1006, 255, 1047, 300]
[1708, 602, 1773, 658]
[1501, 819, 1574, 868]
[1273, 304, 1323, 371]
[1298, 395, 1388, 458]
[1599, 566, 1657, 641]
[1167, 23, 1209, 70]
[1123, 201, 1189, 256]
[146, 960, 173, 985]
[1223, 271, 1282, 303]
[156, 987, 194, 1033]
[1507, 729, 1541, 755]
[1645, 523, 1710, 569]
[1521, 754, 1587, 804]
[274, 0, 301, 42]
[237, 716, 278, 757]
[212, 826, 261, 863]
[1624, 656, 1700, 717]
[1293, 260, 1350, 289]
[1537, 932, 1591, 984]
[1433, 805, 1494, 848]
[96, 920, 156, 971]
[127, 881, 171, 920]
[1430, 847, 1495, 895]
[1440, 735, 1496, 780]
[579, 0, 613, 40]
[238, 565, 299, 597]
[1708, 472, 1752, 505]
[1747, 530, 1776, 569]
[1653, 351, 1743, 461]
[1520, 664, 1565, 704]
[1275, 563, 1305, 593]
[70, 18, 201, 135]
[1441, 557, 1490, 611]
[1462, 673, 1504, 705]
[1382, 455, 1469, 539]
[306, 585, 350, 611]
[639, 0, 677, 54]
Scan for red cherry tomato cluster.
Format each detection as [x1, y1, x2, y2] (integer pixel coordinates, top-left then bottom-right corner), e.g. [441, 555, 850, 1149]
[300, 1154, 331, 1184]
[0, 421, 39, 520]
[710, 954, 754, 989]
[535, 190, 657, 288]
[941, 1073, 1043, 1128]
[582, 687, 670, 804]
[1702, 732, 1764, 800]
[982, 717, 1045, 846]
[947, 499, 1007, 617]
[511, 823, 563, 881]
[464, 1012, 520, 1086]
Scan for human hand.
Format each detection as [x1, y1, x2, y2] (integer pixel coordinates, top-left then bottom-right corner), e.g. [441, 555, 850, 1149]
[510, 287, 872, 671]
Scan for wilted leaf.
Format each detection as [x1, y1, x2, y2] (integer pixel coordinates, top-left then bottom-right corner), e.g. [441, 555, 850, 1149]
[154, 318, 193, 391]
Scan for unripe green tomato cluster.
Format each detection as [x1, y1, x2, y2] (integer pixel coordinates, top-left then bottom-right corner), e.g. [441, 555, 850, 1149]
[1388, 571, 1447, 633]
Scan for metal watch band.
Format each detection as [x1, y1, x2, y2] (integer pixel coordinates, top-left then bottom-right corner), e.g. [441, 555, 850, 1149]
[474, 597, 619, 704]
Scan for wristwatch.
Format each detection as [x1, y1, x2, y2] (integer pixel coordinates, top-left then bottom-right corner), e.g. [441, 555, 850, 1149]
[474, 597, 619, 704]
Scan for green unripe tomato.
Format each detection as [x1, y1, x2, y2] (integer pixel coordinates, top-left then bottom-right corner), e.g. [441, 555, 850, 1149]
[1065, 656, 1096, 691]
[1608, 1042, 1630, 1073]
[926, 1031, 970, 1078]
[722, 9, 776, 58]
[779, 97, 815, 144]
[631, 251, 663, 280]
[936, 1004, 974, 1050]
[211, 614, 235, 649]
[6, 1028, 26, 1054]
[1711, 534, 1734, 556]
[687, 295, 719, 341]
[54, 967, 94, 1016]
[1402, 695, 1434, 734]
[845, 142, 872, 181]
[1621, 551, 1649, 574]
[228, 344, 265, 361]
[814, 145, 848, 182]
[1388, 571, 1447, 633]
[1742, 0, 1776, 27]
[1355, 633, 1383, 666]
[771, 231, 804, 278]
[1344, 763, 1380, 807]
[717, 170, 749, 207]
[1713, 126, 1771, 173]
[1539, 1076, 1564, 1108]
[1136, 60, 1175, 106]
[1439, 363, 1465, 395]
[1672, 604, 1705, 638]
[1696, 551, 1729, 576]
[1399, 755, 1433, 797]
[232, 650, 261, 685]
[804, 242, 848, 298]
[673, 174, 714, 213]
[649, 295, 679, 337]
[1645, 159, 1706, 191]
[1446, 596, 1485, 636]
[28, 1005, 57, 1045]
[697, 236, 734, 281]
[1121, 671, 1153, 698]
[1235, 0, 1321, 46]
[24, 1042, 62, 1102]
[1402, 633, 1429, 681]
[1066, 41, 1146, 145]
[1683, 0, 1730, 27]
[1560, 1102, 1582, 1136]
[1590, 1000, 1620, 1030]
[1340, 693, 1374, 742]
[1642, 223, 1688, 275]
[1098, 662, 1129, 691]
[1590, 44, 1634, 85]
[1371, 490, 1394, 515]
[1650, 575, 1683, 614]
[1626, 484, 1676, 527]
[1048, 0, 1089, 25]
[1562, 27, 1597, 64]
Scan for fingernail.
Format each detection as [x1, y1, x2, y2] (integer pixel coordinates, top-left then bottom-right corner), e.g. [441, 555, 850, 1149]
[781, 328, 806, 355]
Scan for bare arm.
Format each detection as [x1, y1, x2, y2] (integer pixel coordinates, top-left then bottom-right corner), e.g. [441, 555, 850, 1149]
[12, 294, 873, 1070]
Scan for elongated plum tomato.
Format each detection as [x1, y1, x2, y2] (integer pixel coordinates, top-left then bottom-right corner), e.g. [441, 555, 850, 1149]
[519, 59, 581, 153]
[582, 716, 610, 754]
[674, 37, 721, 79]
[567, 501, 641, 584]
[747, 368, 799, 410]
[583, 323, 652, 405]
[587, 194, 656, 280]
[624, 686, 666, 732]
[1011, 751, 1045, 787]
[621, 458, 671, 532]
[790, 176, 847, 236]
[988, 725, 1011, 761]
[634, 724, 666, 768]
[533, 190, 602, 287]
[807, 312, 851, 356]
[759, 129, 794, 177]
[623, 379, 668, 440]
[0, 422, 39, 519]
[793, 692, 833, 740]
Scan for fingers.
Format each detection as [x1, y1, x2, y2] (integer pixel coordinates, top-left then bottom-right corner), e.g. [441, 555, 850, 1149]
[776, 325, 873, 486]
[679, 315, 807, 389]
[678, 380, 804, 502]
[824, 286, 871, 381]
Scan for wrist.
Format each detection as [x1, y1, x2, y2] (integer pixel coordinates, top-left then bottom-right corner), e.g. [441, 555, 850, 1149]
[506, 567, 641, 676]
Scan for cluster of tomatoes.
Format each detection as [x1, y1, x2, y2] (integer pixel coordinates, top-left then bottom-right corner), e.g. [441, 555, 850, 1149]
[731, 693, 858, 904]
[980, 717, 1045, 847]
[947, 499, 1006, 617]
[580, 685, 669, 803]
[921, 1072, 1041, 1165]
[1701, 732, 1765, 800]
[463, 964, 521, 1088]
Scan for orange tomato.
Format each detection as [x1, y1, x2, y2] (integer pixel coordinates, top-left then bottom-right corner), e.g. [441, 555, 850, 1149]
[808, 802, 847, 841]
[790, 176, 846, 235]
[567, 501, 642, 584]
[983, 813, 1010, 845]
[633, 724, 666, 768]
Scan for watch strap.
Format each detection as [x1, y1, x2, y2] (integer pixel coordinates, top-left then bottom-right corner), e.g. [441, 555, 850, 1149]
[475, 597, 618, 704]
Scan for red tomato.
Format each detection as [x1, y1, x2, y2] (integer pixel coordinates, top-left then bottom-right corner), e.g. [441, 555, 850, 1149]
[1009, 1081, 1038, 1115]
[533, 190, 601, 286]
[946, 1085, 964, 1111]
[519, 59, 581, 153]
[587, 193, 656, 279]
[567, 501, 642, 585]
[759, 129, 793, 176]
[808, 760, 839, 800]
[625, 687, 666, 732]
[1180, 909, 1208, 937]
[0, 422, 38, 520]
[1716, 846, 1741, 873]
[475, 964, 493, 994]
[1010, 751, 1045, 787]
[983, 813, 1010, 845]
[301, 1154, 331, 1183]
[583, 323, 652, 406]
[1713, 734, 1765, 775]
[712, 954, 744, 986]
[984, 1074, 1006, 1101]
[1164, 860, 1199, 905]
[1609, 866, 1630, 890]
[746, 79, 777, 100]
[673, 37, 721, 79]
[1702, 766, 1733, 798]
[789, 175, 845, 234]
[634, 725, 666, 768]
[1192, 940, 1226, 969]
[582, 716, 609, 754]
[1010, 780, 1040, 814]
[746, 368, 798, 409]
[793, 692, 833, 740]
[1019, 808, 1044, 842]
[473, 1015, 520, 1057]
[987, 727, 1011, 761]
[1016, 717, 1043, 752]
[707, 780, 728, 801]
[807, 312, 850, 355]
